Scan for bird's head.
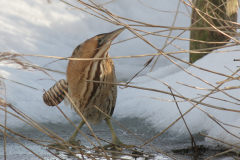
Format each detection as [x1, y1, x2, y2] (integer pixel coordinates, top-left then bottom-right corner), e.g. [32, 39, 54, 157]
[71, 27, 125, 59]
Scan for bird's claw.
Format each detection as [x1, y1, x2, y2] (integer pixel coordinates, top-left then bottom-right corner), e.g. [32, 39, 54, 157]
[67, 139, 81, 147]
[99, 140, 134, 151]
[102, 143, 123, 151]
[48, 142, 68, 150]
[48, 139, 81, 150]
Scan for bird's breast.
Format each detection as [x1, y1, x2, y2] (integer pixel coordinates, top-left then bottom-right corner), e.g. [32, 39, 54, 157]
[66, 58, 116, 124]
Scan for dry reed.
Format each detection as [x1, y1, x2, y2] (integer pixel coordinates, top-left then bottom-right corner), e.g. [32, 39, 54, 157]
[1, 0, 240, 159]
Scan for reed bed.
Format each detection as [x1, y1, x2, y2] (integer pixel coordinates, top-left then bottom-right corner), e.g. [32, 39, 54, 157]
[1, 0, 240, 159]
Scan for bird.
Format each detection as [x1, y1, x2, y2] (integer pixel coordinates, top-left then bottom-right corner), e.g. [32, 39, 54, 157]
[43, 28, 131, 150]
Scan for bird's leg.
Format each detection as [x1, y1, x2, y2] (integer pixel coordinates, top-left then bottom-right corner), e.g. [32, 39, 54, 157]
[49, 120, 85, 148]
[103, 118, 134, 151]
[67, 120, 85, 146]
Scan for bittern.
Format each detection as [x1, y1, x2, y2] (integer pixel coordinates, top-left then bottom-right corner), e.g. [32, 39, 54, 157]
[43, 28, 131, 150]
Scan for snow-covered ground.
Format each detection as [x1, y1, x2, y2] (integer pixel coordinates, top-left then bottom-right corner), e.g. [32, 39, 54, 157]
[1, 0, 240, 151]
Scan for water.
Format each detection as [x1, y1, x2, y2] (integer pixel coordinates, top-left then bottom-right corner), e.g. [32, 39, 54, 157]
[0, 117, 236, 160]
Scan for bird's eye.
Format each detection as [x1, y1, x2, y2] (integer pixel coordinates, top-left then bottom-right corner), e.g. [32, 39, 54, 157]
[98, 38, 102, 44]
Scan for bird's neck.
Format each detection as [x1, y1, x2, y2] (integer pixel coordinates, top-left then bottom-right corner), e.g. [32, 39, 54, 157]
[94, 46, 110, 59]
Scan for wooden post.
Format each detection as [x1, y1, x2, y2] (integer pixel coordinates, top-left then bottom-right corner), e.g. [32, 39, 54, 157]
[189, 0, 238, 63]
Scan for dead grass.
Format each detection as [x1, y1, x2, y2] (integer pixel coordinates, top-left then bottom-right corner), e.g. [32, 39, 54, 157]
[1, 0, 240, 159]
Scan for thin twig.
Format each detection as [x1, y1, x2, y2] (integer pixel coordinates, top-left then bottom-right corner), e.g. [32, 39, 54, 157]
[168, 87, 198, 153]
[150, 0, 181, 72]
[92, 105, 183, 160]
[199, 132, 240, 160]
[139, 68, 240, 147]
[85, 79, 240, 113]
[0, 129, 44, 160]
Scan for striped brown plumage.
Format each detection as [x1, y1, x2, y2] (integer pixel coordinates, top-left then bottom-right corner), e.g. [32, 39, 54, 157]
[43, 79, 68, 106]
[44, 28, 128, 148]
[65, 32, 118, 125]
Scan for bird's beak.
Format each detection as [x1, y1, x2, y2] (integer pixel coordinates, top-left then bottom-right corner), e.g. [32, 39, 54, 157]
[99, 27, 125, 47]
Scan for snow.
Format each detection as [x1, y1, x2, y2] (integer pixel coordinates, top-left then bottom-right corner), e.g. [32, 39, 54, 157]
[0, 0, 240, 148]
[115, 50, 240, 144]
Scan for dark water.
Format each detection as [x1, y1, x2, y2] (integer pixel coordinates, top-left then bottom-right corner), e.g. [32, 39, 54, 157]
[0, 118, 236, 160]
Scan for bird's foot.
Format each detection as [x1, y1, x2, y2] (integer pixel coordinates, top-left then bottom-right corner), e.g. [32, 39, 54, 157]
[67, 138, 81, 147]
[48, 142, 68, 150]
[48, 139, 81, 150]
[101, 138, 134, 151]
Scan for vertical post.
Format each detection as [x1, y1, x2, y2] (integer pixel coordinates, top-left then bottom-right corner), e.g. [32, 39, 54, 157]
[189, 0, 238, 63]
